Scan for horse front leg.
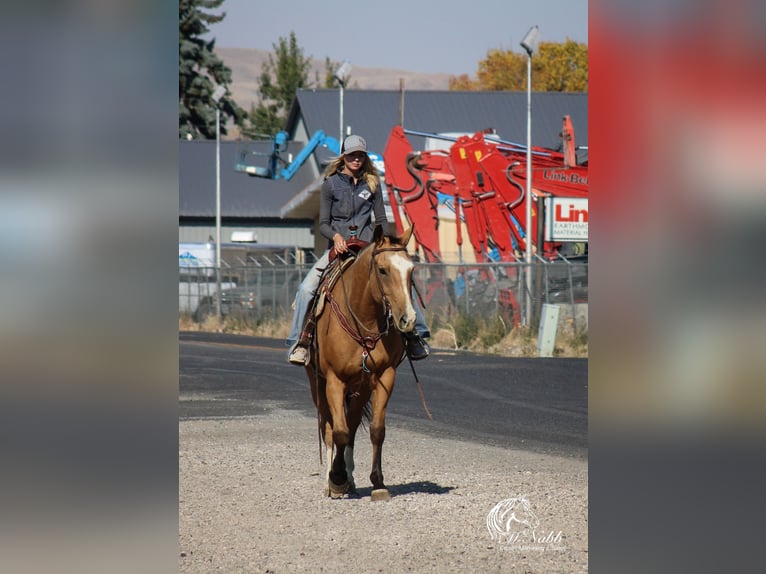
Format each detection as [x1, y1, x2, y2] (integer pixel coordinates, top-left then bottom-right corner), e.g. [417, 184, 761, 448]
[322, 418, 334, 497]
[369, 369, 396, 501]
[313, 375, 335, 497]
[344, 386, 371, 494]
[325, 372, 350, 498]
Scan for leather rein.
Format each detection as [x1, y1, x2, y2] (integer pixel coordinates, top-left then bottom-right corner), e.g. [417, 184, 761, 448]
[324, 244, 409, 372]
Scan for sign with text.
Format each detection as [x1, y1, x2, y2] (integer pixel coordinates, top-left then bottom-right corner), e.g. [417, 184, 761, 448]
[544, 197, 589, 242]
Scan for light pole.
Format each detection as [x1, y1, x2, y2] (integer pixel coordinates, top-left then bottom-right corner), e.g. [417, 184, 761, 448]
[334, 61, 352, 144]
[212, 84, 226, 321]
[520, 25, 539, 326]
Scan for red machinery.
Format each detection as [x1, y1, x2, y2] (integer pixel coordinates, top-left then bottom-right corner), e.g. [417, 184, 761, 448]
[382, 127, 459, 312]
[382, 117, 588, 327]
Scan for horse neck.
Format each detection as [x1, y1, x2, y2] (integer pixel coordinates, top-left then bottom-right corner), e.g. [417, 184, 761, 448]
[340, 247, 383, 323]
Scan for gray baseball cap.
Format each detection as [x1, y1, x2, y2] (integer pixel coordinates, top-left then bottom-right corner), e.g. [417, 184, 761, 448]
[342, 135, 367, 155]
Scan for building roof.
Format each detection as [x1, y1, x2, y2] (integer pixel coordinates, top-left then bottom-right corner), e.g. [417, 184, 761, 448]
[288, 89, 588, 157]
[179, 139, 316, 219]
[279, 89, 587, 218]
[180, 90, 588, 220]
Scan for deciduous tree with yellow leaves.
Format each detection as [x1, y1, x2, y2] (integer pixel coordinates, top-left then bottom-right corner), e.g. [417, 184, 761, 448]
[449, 39, 587, 92]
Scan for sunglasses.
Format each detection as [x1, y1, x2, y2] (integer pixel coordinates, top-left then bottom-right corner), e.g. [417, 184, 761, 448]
[344, 153, 366, 161]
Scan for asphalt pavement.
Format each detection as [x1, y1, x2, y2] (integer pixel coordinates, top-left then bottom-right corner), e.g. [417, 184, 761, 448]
[179, 331, 587, 458]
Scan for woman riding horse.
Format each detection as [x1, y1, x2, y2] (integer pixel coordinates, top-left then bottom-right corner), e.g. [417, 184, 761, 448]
[286, 134, 430, 365]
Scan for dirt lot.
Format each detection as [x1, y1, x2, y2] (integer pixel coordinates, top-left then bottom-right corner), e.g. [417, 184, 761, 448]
[179, 407, 587, 573]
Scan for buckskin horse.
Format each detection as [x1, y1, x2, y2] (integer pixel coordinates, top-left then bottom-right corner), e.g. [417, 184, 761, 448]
[306, 225, 417, 501]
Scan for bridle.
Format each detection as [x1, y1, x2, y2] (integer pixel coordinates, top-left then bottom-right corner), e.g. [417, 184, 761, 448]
[368, 244, 410, 312]
[324, 243, 411, 371]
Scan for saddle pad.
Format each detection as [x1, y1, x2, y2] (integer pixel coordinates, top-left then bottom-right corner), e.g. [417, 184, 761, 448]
[314, 255, 357, 317]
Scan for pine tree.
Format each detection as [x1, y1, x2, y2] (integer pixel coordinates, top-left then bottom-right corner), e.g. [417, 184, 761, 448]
[241, 32, 312, 138]
[179, 0, 245, 139]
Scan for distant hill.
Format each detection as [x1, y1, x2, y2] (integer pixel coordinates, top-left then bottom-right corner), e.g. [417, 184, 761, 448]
[218, 47, 453, 113]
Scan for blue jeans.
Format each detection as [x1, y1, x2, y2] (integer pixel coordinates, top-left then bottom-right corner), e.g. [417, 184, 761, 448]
[286, 250, 430, 348]
[412, 287, 429, 338]
[286, 250, 330, 347]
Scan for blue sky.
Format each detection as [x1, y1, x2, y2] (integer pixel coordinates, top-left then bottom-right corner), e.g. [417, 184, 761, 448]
[207, 0, 588, 76]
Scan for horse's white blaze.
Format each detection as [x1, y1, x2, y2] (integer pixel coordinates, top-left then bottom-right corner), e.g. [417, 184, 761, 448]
[391, 253, 416, 325]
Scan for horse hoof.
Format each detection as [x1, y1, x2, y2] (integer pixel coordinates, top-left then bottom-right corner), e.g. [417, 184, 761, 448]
[328, 480, 350, 498]
[371, 488, 391, 502]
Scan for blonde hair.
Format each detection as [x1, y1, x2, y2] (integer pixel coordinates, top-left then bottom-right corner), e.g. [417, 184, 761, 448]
[324, 154, 380, 193]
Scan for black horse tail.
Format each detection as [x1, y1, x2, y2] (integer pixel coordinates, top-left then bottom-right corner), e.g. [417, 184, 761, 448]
[344, 392, 372, 428]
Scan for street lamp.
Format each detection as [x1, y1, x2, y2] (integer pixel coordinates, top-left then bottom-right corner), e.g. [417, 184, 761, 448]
[520, 25, 539, 326]
[334, 61, 352, 144]
[212, 84, 226, 321]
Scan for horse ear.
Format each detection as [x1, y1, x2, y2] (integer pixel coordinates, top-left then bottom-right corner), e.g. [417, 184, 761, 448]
[401, 225, 414, 247]
[373, 224, 385, 244]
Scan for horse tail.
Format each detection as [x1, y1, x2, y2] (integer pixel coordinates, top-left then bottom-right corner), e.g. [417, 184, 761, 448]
[317, 411, 323, 465]
[344, 392, 372, 428]
[361, 401, 371, 426]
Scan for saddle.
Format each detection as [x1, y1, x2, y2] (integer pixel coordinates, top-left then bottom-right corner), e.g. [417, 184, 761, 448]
[313, 238, 369, 318]
[328, 237, 368, 264]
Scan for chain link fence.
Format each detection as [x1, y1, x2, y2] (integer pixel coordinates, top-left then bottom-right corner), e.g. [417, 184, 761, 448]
[411, 257, 588, 338]
[179, 261, 315, 323]
[179, 256, 588, 335]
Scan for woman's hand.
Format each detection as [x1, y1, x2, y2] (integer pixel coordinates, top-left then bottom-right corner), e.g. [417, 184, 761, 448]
[333, 233, 348, 254]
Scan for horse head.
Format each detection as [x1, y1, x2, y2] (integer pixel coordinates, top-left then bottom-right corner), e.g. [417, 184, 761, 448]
[506, 497, 540, 530]
[370, 225, 417, 333]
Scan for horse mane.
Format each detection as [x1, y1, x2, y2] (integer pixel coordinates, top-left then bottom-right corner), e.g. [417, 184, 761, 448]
[345, 232, 406, 277]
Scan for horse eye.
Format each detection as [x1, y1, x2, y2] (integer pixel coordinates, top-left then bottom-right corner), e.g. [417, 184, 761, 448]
[378, 267, 387, 275]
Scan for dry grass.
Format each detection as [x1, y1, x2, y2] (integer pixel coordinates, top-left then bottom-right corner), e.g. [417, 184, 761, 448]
[554, 318, 589, 357]
[179, 313, 587, 358]
[428, 310, 587, 358]
[179, 312, 289, 339]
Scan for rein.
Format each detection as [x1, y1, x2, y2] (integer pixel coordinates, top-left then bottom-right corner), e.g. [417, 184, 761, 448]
[325, 243, 409, 372]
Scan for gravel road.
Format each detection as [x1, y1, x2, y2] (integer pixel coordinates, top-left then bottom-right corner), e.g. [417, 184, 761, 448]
[179, 405, 587, 573]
